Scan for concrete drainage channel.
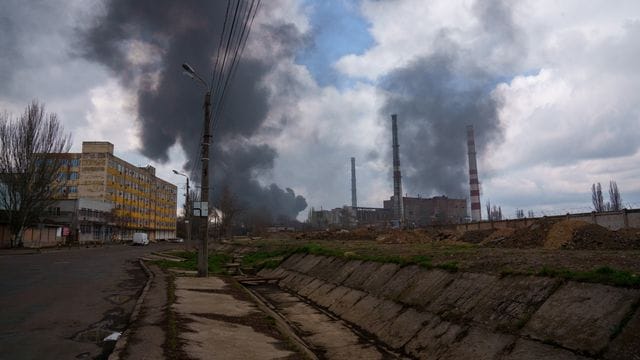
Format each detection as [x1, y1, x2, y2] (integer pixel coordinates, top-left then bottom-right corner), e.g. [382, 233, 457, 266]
[251, 253, 640, 360]
[239, 279, 403, 359]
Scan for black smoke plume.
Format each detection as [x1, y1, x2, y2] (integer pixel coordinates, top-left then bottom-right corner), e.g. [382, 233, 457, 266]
[381, 0, 522, 198]
[79, 0, 307, 220]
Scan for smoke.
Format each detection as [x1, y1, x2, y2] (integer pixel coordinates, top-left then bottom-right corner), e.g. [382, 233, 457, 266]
[381, 0, 523, 198]
[79, 0, 307, 220]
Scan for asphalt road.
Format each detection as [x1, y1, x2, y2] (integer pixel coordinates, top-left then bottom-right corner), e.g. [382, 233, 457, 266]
[0, 243, 178, 360]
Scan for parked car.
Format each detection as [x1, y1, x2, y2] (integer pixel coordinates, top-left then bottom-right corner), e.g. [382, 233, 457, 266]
[132, 232, 149, 246]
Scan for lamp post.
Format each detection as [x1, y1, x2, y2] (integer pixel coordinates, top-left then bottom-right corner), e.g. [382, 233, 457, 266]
[182, 62, 211, 277]
[173, 170, 191, 250]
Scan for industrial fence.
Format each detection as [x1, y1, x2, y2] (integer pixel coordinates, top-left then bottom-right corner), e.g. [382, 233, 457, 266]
[456, 208, 640, 232]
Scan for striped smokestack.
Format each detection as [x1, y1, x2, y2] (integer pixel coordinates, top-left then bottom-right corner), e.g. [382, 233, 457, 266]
[351, 157, 357, 208]
[466, 125, 481, 221]
[392, 114, 404, 223]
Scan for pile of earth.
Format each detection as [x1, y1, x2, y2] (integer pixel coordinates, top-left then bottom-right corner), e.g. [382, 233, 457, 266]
[481, 218, 557, 248]
[294, 228, 380, 241]
[472, 218, 640, 250]
[375, 229, 431, 244]
[458, 229, 495, 244]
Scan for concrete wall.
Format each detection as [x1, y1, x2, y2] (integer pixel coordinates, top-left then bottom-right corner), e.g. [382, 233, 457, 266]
[261, 254, 640, 360]
[457, 209, 640, 232]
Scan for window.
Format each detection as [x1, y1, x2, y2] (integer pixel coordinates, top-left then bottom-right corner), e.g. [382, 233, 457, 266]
[69, 186, 77, 193]
[80, 224, 91, 234]
[69, 172, 79, 180]
[70, 159, 80, 167]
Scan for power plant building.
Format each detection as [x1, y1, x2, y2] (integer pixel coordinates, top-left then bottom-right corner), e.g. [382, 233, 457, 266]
[383, 196, 467, 226]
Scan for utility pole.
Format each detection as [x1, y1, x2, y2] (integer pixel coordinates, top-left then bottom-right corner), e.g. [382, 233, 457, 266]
[198, 90, 212, 277]
[185, 176, 191, 251]
[181, 62, 211, 277]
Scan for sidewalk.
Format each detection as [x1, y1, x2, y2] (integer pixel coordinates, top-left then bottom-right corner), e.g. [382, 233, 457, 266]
[115, 262, 304, 359]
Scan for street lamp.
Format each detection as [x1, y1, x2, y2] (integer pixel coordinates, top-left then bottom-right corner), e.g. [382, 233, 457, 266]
[182, 62, 212, 277]
[173, 170, 191, 250]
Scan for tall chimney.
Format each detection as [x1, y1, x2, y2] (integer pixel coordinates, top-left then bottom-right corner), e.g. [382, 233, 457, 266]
[467, 125, 482, 221]
[392, 114, 404, 223]
[351, 157, 357, 208]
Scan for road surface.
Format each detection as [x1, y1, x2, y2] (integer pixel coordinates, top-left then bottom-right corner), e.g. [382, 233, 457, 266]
[0, 243, 177, 360]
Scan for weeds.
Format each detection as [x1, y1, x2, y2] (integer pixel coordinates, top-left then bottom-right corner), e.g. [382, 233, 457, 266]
[537, 266, 640, 288]
[435, 261, 459, 273]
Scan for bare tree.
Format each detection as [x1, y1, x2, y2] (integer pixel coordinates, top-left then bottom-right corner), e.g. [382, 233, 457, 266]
[608, 180, 622, 211]
[0, 101, 71, 247]
[219, 184, 242, 238]
[591, 183, 605, 212]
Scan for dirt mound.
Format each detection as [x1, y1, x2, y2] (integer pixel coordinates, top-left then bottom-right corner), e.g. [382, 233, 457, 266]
[458, 229, 495, 244]
[545, 220, 591, 249]
[294, 228, 382, 241]
[481, 228, 516, 245]
[376, 230, 432, 244]
[483, 219, 557, 248]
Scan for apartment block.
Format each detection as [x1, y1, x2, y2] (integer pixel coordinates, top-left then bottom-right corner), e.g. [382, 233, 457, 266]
[51, 141, 177, 242]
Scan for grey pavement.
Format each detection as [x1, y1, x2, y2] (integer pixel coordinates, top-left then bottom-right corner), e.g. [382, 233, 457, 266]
[0, 243, 178, 360]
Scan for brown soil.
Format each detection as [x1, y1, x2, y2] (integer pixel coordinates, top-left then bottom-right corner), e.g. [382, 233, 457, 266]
[458, 229, 495, 244]
[545, 220, 592, 249]
[376, 229, 431, 244]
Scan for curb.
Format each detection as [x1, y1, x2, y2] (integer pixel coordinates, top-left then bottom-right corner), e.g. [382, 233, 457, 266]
[108, 259, 155, 360]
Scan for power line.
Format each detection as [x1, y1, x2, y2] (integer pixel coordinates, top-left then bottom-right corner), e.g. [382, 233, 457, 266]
[213, 0, 260, 126]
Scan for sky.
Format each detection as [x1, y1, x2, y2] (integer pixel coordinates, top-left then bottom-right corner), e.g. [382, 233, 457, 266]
[1, 0, 639, 220]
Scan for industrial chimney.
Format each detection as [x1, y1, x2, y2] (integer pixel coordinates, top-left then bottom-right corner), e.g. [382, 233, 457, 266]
[392, 114, 404, 223]
[466, 125, 482, 221]
[351, 157, 357, 208]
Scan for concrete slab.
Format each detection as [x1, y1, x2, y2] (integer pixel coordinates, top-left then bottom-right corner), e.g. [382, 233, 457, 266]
[280, 253, 305, 270]
[294, 254, 325, 273]
[328, 288, 367, 317]
[363, 299, 404, 337]
[378, 265, 421, 300]
[405, 314, 466, 359]
[343, 261, 382, 290]
[376, 307, 430, 349]
[175, 276, 227, 290]
[327, 259, 363, 284]
[505, 339, 590, 360]
[360, 263, 400, 295]
[288, 273, 316, 292]
[298, 278, 326, 298]
[605, 304, 640, 360]
[307, 256, 334, 278]
[399, 268, 454, 307]
[173, 289, 256, 317]
[341, 294, 383, 328]
[316, 258, 348, 283]
[315, 285, 352, 309]
[523, 281, 640, 354]
[253, 284, 390, 360]
[472, 275, 560, 331]
[442, 327, 514, 360]
[307, 282, 338, 308]
[181, 317, 294, 360]
[426, 272, 497, 320]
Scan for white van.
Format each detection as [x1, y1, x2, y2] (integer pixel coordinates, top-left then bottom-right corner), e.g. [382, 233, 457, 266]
[132, 232, 149, 246]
